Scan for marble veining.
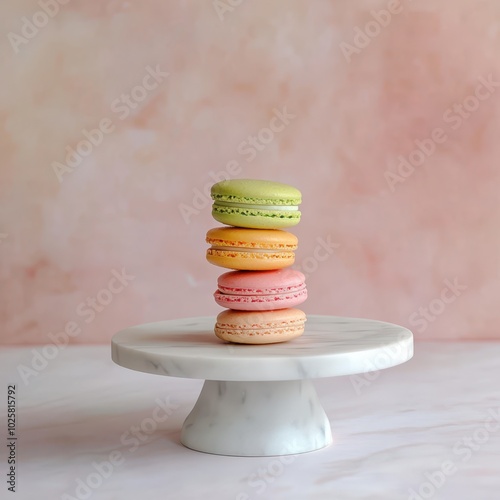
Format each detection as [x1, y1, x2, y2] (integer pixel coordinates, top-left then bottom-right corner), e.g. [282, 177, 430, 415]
[181, 380, 332, 456]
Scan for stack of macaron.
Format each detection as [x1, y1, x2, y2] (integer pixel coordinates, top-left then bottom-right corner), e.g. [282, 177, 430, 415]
[206, 179, 307, 344]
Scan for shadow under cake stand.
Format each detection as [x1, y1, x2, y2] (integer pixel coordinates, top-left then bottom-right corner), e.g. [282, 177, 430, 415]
[111, 315, 413, 457]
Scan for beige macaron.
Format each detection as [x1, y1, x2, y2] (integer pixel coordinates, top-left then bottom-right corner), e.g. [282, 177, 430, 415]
[214, 308, 306, 345]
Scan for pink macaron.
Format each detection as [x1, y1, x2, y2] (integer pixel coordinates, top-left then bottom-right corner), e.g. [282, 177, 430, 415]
[214, 269, 307, 311]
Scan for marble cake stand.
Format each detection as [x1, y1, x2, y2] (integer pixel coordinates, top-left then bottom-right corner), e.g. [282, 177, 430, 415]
[111, 315, 413, 457]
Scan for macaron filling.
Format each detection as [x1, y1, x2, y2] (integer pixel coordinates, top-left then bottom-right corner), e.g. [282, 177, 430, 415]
[207, 248, 295, 261]
[217, 283, 306, 296]
[209, 246, 290, 253]
[214, 201, 299, 211]
[215, 317, 305, 330]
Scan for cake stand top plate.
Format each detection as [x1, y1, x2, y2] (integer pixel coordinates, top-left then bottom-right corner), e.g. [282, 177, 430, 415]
[111, 315, 413, 381]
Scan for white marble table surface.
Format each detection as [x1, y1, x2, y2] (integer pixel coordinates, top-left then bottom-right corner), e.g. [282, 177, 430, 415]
[1, 343, 499, 500]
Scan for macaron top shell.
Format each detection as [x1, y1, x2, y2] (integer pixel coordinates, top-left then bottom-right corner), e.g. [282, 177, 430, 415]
[211, 179, 301, 206]
[206, 227, 298, 250]
[217, 269, 306, 296]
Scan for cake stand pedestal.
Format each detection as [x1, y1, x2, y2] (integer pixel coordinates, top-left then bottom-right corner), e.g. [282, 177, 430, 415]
[111, 315, 413, 457]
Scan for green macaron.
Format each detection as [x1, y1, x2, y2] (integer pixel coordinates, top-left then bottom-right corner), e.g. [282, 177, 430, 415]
[211, 179, 302, 229]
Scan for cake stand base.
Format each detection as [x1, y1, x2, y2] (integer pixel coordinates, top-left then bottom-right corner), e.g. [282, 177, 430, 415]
[180, 379, 332, 456]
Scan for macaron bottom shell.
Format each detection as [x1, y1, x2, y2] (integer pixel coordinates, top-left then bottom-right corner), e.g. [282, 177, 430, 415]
[214, 288, 307, 311]
[212, 208, 301, 229]
[206, 249, 295, 271]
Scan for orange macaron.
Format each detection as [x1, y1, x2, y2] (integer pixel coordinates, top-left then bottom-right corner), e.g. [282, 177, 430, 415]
[206, 227, 298, 271]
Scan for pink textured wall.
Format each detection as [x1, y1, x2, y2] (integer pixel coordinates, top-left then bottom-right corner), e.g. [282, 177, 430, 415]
[1, 0, 500, 345]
